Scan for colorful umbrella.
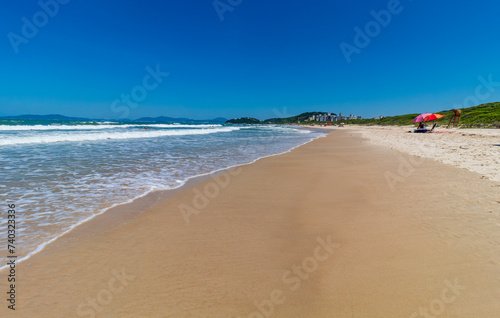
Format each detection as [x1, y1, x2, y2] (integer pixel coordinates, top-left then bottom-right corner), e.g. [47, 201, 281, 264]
[423, 113, 444, 121]
[412, 113, 432, 123]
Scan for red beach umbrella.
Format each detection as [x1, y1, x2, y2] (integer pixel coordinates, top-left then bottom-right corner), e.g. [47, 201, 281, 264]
[423, 113, 444, 121]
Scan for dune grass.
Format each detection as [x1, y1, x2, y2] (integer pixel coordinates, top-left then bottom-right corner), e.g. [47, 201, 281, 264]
[341, 102, 500, 128]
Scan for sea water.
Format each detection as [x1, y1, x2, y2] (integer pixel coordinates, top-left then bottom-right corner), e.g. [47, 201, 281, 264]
[0, 120, 325, 268]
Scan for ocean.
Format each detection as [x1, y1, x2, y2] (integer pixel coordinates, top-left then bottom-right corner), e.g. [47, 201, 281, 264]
[0, 120, 325, 268]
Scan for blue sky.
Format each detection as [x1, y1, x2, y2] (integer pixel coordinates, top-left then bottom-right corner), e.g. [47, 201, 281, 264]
[1, 0, 500, 120]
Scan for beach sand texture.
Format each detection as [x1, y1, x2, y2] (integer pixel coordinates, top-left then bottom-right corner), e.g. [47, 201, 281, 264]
[348, 125, 500, 182]
[1, 130, 499, 317]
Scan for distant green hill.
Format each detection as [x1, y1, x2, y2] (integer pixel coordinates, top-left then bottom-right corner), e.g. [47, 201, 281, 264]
[342, 102, 500, 127]
[0, 114, 90, 121]
[226, 103, 500, 127]
[263, 112, 336, 124]
[226, 117, 261, 124]
[227, 112, 337, 124]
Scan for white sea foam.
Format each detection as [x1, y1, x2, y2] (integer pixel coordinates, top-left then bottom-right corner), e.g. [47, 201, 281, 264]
[0, 127, 239, 146]
[0, 124, 325, 271]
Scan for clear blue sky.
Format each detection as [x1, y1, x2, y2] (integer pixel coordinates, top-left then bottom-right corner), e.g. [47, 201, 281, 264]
[1, 0, 500, 120]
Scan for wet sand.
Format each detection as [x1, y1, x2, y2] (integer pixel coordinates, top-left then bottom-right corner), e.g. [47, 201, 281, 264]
[1, 130, 500, 317]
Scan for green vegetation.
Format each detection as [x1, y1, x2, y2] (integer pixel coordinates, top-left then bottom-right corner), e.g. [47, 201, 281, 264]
[225, 117, 261, 124]
[226, 112, 336, 124]
[263, 112, 336, 124]
[225, 102, 500, 128]
[342, 102, 500, 128]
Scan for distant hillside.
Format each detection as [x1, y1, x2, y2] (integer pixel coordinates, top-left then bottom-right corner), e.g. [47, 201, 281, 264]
[342, 102, 500, 127]
[135, 116, 227, 124]
[263, 112, 337, 124]
[225, 117, 261, 124]
[0, 114, 228, 124]
[0, 114, 90, 121]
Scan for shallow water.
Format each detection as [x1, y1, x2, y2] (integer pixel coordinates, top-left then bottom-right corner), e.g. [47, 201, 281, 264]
[0, 121, 324, 268]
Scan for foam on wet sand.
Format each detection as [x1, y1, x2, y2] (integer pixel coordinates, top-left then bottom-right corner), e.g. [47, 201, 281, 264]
[1, 129, 499, 317]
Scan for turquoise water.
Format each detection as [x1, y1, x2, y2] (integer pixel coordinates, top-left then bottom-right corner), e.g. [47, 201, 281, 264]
[0, 120, 324, 267]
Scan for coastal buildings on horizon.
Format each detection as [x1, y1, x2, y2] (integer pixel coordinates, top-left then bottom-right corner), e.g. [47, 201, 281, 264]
[307, 113, 362, 122]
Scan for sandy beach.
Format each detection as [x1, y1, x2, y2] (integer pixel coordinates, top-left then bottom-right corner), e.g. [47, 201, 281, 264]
[2, 129, 500, 317]
[348, 125, 500, 182]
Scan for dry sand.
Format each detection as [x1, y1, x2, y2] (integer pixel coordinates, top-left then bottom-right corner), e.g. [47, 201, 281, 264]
[1, 130, 500, 317]
[344, 125, 500, 182]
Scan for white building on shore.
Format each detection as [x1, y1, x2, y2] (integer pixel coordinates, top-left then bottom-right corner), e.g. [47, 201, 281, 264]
[308, 113, 361, 122]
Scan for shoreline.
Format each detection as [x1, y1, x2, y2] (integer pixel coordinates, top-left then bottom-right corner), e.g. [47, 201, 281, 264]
[0, 129, 326, 272]
[2, 129, 499, 317]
